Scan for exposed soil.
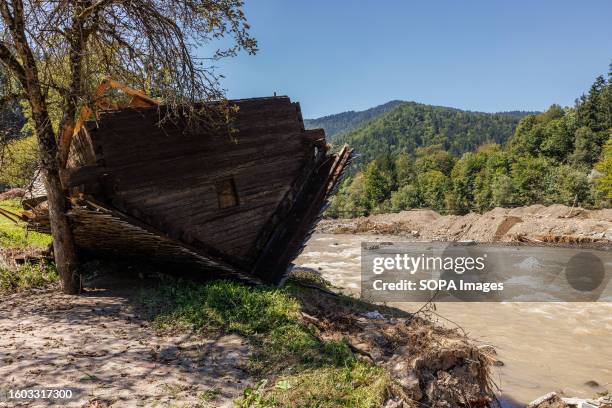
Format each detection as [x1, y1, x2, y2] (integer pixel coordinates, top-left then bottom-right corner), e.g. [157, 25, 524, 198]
[0, 275, 253, 407]
[318, 204, 612, 248]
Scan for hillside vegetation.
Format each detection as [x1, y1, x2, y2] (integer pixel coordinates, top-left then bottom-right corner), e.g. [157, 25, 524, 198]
[334, 103, 533, 165]
[304, 100, 404, 139]
[329, 64, 612, 217]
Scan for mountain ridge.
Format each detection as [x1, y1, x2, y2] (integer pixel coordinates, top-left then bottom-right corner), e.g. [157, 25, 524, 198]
[305, 100, 537, 142]
[304, 100, 404, 138]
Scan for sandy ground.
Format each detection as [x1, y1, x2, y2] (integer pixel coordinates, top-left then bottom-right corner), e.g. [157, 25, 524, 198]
[318, 204, 612, 246]
[0, 276, 252, 408]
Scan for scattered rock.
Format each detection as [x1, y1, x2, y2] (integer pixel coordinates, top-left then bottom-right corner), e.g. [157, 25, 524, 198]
[388, 358, 422, 401]
[362, 310, 385, 320]
[529, 393, 612, 408]
[585, 380, 600, 388]
[527, 392, 569, 408]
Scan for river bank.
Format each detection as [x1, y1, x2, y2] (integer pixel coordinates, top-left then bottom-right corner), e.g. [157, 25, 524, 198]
[318, 204, 612, 249]
[294, 233, 612, 406]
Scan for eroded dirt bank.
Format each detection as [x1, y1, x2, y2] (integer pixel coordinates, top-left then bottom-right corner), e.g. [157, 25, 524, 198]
[318, 204, 612, 247]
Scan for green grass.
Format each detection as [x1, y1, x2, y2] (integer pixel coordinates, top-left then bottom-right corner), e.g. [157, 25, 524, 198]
[0, 261, 58, 294]
[238, 363, 389, 408]
[198, 388, 221, 402]
[142, 279, 351, 369]
[0, 199, 51, 248]
[0, 199, 56, 294]
[139, 278, 390, 407]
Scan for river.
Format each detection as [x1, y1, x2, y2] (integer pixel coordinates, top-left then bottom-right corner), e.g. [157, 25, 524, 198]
[294, 233, 612, 406]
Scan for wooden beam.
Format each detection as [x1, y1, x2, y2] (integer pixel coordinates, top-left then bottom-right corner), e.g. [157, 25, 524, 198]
[59, 78, 159, 170]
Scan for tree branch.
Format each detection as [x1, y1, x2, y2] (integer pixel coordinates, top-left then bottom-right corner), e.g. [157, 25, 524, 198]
[0, 0, 15, 29]
[77, 0, 116, 20]
[0, 41, 27, 86]
[0, 92, 26, 104]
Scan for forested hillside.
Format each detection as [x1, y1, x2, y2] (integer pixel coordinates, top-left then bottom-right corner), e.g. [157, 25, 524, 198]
[333, 103, 534, 166]
[304, 100, 404, 139]
[329, 64, 612, 217]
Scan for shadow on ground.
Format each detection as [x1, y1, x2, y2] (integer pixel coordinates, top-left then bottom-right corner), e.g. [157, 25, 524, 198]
[0, 266, 252, 407]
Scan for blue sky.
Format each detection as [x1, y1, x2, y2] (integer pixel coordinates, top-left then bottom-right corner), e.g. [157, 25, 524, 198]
[207, 1, 612, 118]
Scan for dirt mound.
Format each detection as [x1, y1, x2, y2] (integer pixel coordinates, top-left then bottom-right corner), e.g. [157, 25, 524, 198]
[320, 205, 612, 248]
[591, 208, 612, 222]
[392, 209, 441, 223]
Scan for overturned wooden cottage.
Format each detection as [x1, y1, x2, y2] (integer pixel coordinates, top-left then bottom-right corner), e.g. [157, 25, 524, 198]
[22, 82, 352, 284]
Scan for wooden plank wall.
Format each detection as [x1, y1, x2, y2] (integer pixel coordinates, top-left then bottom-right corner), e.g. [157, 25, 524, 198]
[67, 127, 97, 168]
[86, 97, 311, 266]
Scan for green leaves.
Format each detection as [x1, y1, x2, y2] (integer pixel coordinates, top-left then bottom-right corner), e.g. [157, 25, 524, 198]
[594, 138, 612, 202]
[327, 63, 611, 216]
[334, 102, 529, 168]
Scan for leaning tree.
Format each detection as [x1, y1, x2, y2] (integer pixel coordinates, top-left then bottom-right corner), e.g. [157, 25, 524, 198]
[0, 0, 257, 294]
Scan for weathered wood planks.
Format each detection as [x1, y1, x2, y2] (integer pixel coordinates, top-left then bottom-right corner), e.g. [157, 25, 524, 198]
[31, 96, 352, 284]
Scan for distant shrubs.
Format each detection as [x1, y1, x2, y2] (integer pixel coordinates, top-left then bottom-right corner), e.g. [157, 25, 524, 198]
[593, 138, 612, 203]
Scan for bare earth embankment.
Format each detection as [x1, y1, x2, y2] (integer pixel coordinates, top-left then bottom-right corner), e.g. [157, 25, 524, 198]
[318, 204, 612, 248]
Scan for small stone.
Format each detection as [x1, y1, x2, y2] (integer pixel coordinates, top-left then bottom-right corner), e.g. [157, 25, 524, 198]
[395, 372, 422, 401]
[527, 392, 567, 408]
[389, 359, 422, 401]
[362, 310, 385, 320]
[584, 380, 599, 388]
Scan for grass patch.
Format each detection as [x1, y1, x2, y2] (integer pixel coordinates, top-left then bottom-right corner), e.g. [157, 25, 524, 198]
[238, 362, 389, 408]
[142, 279, 351, 369]
[0, 261, 58, 294]
[0, 199, 51, 248]
[139, 278, 391, 407]
[198, 387, 221, 402]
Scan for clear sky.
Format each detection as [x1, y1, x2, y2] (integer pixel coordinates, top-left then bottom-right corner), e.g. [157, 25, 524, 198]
[208, 1, 612, 118]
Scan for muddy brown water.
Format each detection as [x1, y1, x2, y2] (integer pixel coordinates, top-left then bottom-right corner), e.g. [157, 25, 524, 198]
[295, 233, 612, 406]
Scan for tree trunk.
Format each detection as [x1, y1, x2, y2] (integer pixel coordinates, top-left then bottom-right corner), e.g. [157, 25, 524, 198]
[28, 87, 81, 295]
[1, 0, 81, 294]
[44, 169, 80, 294]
